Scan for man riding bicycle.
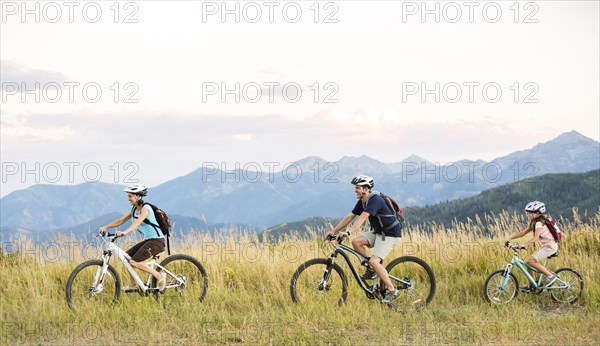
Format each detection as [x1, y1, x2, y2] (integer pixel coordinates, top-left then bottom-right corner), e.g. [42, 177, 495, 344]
[325, 175, 402, 304]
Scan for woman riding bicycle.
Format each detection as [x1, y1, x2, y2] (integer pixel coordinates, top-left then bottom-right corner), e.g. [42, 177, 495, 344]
[504, 201, 558, 291]
[99, 184, 167, 292]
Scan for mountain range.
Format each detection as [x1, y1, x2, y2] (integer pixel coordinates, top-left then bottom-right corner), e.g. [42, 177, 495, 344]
[1, 130, 598, 240]
[259, 169, 600, 242]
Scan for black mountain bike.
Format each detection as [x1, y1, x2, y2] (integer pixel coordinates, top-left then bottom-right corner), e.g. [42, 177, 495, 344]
[290, 234, 436, 311]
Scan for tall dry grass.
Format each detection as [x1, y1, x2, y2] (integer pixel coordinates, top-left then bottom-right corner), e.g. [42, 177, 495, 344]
[1, 211, 599, 345]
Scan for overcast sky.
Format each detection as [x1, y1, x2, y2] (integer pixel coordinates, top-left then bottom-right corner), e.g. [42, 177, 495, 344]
[1, 1, 599, 196]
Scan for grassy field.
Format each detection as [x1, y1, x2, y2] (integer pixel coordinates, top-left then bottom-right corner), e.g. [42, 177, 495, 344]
[1, 210, 599, 345]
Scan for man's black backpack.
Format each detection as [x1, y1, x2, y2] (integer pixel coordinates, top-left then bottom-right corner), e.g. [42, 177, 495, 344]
[131, 202, 172, 254]
[363, 192, 405, 240]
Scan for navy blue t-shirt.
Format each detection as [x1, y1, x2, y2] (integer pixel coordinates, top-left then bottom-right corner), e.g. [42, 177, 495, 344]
[352, 193, 402, 238]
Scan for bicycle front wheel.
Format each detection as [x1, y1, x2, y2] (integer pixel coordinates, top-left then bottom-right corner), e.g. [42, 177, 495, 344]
[385, 256, 436, 310]
[483, 269, 518, 304]
[65, 260, 121, 311]
[550, 268, 583, 304]
[290, 258, 348, 307]
[153, 254, 208, 305]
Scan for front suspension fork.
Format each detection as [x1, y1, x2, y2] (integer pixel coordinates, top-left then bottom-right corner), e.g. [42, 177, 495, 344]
[92, 255, 111, 293]
[499, 263, 514, 289]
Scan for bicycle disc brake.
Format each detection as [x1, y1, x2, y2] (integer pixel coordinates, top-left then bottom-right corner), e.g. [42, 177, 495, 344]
[174, 275, 187, 296]
[397, 277, 413, 291]
[316, 280, 331, 291]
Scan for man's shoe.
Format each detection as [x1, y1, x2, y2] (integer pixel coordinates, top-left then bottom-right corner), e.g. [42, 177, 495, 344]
[382, 289, 400, 304]
[361, 268, 377, 281]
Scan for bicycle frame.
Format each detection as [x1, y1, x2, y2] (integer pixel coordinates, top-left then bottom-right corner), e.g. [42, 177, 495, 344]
[501, 246, 571, 291]
[95, 234, 183, 294]
[327, 239, 411, 294]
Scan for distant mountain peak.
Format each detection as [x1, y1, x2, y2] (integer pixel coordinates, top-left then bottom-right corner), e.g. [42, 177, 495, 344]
[401, 154, 431, 165]
[298, 155, 326, 161]
[551, 130, 598, 145]
[295, 155, 327, 165]
[516, 131, 597, 154]
[335, 156, 386, 173]
[291, 156, 329, 172]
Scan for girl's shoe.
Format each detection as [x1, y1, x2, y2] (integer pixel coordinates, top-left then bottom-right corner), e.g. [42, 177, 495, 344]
[543, 275, 557, 288]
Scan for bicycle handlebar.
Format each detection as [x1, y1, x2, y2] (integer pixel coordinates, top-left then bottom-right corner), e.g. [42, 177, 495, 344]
[326, 232, 349, 243]
[504, 241, 524, 252]
[97, 232, 119, 241]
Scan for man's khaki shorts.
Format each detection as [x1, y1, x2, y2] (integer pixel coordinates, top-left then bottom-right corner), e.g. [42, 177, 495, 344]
[362, 232, 401, 260]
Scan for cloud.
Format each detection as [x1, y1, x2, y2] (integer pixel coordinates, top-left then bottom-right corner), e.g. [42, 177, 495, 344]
[1, 108, 552, 164]
[0, 61, 69, 90]
[306, 108, 559, 162]
[233, 134, 254, 142]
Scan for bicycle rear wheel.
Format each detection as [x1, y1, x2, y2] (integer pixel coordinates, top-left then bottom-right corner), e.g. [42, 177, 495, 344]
[385, 256, 436, 311]
[65, 260, 121, 311]
[153, 254, 208, 306]
[550, 268, 583, 304]
[483, 269, 518, 304]
[290, 258, 348, 306]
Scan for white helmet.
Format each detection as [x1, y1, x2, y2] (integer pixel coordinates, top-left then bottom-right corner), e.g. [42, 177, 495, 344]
[123, 183, 148, 196]
[525, 201, 546, 213]
[351, 175, 374, 189]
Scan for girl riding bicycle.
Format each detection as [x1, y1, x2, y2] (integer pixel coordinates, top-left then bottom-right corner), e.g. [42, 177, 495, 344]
[99, 184, 167, 292]
[504, 201, 558, 291]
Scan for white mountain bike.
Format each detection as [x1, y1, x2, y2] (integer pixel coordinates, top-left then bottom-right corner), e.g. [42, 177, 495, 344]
[65, 232, 208, 310]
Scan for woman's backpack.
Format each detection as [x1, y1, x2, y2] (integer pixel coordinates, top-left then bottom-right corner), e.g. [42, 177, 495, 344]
[131, 203, 172, 254]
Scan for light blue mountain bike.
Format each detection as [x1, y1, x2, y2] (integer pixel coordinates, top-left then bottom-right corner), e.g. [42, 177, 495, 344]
[483, 242, 583, 304]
